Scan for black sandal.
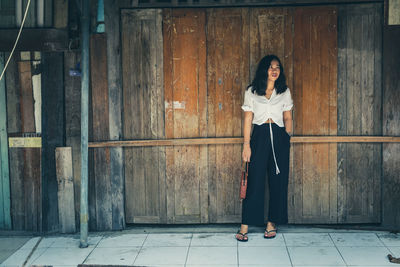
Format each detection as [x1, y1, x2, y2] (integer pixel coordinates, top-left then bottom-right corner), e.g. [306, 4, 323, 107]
[264, 228, 277, 239]
[235, 230, 248, 242]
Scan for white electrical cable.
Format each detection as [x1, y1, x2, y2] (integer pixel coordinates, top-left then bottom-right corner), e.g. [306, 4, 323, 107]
[0, 0, 32, 82]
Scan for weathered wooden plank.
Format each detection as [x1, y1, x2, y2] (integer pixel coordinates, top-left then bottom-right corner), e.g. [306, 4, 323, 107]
[18, 61, 41, 231]
[41, 52, 65, 231]
[44, 0, 53, 27]
[104, 0, 131, 230]
[163, 8, 175, 223]
[23, 0, 36, 27]
[154, 9, 167, 224]
[54, 0, 68, 28]
[293, 6, 337, 223]
[382, 26, 400, 229]
[163, 9, 207, 223]
[64, 51, 81, 228]
[55, 147, 76, 233]
[0, 0, 15, 27]
[121, 9, 165, 224]
[372, 3, 383, 222]
[90, 34, 112, 230]
[0, 29, 69, 52]
[206, 8, 217, 223]
[0, 53, 11, 229]
[207, 8, 249, 223]
[5, 53, 24, 230]
[337, 4, 382, 223]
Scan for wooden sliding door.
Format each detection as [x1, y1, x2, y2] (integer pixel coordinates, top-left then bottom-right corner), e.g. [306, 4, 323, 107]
[120, 4, 382, 225]
[291, 7, 338, 223]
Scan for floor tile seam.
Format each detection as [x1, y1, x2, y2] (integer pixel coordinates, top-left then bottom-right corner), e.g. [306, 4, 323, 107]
[94, 245, 143, 248]
[23, 236, 55, 266]
[376, 233, 396, 253]
[236, 231, 240, 267]
[27, 243, 51, 265]
[81, 235, 104, 265]
[184, 233, 194, 266]
[377, 236, 396, 256]
[282, 232, 294, 267]
[328, 232, 349, 267]
[132, 232, 149, 265]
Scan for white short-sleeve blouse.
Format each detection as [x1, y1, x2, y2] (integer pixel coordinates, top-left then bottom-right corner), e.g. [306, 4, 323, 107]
[241, 87, 293, 127]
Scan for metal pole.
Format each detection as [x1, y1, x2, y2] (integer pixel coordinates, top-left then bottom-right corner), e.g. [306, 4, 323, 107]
[80, 0, 90, 248]
[0, 53, 12, 230]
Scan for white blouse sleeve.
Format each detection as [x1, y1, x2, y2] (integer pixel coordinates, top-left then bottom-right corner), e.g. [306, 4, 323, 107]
[241, 89, 254, 112]
[283, 88, 293, 111]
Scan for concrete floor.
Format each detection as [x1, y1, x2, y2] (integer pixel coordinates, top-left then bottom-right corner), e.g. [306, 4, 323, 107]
[1, 225, 399, 267]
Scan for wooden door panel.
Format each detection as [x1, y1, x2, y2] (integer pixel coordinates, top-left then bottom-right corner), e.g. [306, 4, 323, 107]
[292, 7, 338, 223]
[249, 7, 296, 223]
[207, 8, 249, 223]
[163, 9, 208, 223]
[337, 4, 382, 223]
[121, 9, 166, 224]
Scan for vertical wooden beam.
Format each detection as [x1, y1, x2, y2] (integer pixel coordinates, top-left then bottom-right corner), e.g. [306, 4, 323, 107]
[104, 0, 129, 230]
[18, 60, 41, 232]
[23, 0, 36, 27]
[41, 52, 65, 232]
[54, 0, 68, 28]
[0, 53, 12, 229]
[5, 53, 24, 230]
[382, 26, 400, 229]
[90, 33, 111, 230]
[43, 0, 53, 27]
[64, 51, 82, 229]
[37, 0, 45, 27]
[0, 0, 16, 27]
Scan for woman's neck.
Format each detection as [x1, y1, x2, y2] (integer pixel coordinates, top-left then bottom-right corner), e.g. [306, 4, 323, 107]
[266, 80, 275, 92]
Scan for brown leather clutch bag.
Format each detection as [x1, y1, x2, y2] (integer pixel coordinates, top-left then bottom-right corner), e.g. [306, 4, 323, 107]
[239, 162, 249, 200]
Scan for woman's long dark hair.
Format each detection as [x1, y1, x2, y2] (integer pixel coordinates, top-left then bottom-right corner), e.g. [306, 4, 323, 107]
[248, 55, 288, 95]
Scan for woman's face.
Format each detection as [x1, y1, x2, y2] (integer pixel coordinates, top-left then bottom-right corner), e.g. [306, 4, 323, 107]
[267, 59, 281, 82]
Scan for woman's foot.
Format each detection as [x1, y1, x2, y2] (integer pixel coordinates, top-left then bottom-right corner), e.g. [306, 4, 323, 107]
[264, 222, 277, 239]
[235, 225, 249, 242]
[236, 231, 248, 242]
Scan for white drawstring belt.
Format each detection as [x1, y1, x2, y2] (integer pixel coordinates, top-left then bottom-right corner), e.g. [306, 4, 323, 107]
[269, 123, 280, 175]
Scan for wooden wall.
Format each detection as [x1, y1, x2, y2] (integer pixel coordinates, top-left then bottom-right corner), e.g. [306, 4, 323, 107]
[121, 9, 166, 224]
[0, 0, 68, 232]
[382, 24, 400, 228]
[114, 4, 389, 227]
[1, 0, 399, 231]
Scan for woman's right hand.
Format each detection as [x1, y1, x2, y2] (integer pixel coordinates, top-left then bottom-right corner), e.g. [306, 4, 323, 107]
[242, 144, 251, 162]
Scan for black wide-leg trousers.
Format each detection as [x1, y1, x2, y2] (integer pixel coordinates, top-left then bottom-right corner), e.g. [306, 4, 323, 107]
[242, 123, 290, 226]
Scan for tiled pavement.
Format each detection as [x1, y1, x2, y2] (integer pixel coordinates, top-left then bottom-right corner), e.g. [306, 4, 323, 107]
[1, 226, 400, 267]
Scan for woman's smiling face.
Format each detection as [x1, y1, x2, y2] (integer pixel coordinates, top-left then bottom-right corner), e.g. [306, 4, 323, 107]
[268, 59, 281, 82]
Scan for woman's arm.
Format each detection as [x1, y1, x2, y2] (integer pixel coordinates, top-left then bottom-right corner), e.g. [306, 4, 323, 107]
[283, 110, 293, 135]
[242, 111, 253, 162]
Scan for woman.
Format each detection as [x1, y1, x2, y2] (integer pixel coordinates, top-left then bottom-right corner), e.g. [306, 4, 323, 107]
[236, 55, 293, 241]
